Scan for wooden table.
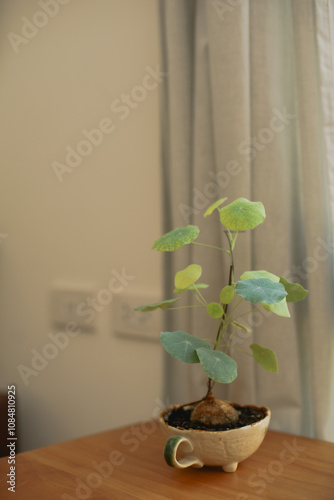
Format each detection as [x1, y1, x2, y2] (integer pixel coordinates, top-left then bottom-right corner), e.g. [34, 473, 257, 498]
[1, 420, 334, 499]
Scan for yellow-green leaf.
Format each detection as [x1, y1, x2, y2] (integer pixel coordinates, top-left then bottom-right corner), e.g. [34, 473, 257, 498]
[262, 298, 290, 317]
[220, 285, 235, 304]
[206, 302, 224, 318]
[204, 197, 228, 217]
[240, 270, 279, 282]
[279, 277, 308, 303]
[175, 264, 202, 290]
[250, 343, 278, 373]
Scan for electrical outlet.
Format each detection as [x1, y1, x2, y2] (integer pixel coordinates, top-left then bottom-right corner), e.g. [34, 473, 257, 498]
[113, 293, 163, 341]
[50, 286, 96, 332]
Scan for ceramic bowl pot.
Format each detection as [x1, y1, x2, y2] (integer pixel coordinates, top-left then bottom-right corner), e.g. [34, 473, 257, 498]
[159, 404, 271, 472]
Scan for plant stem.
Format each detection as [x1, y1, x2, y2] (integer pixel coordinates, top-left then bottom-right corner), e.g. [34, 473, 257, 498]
[206, 231, 235, 398]
[225, 296, 243, 320]
[232, 306, 260, 322]
[226, 327, 237, 352]
[193, 241, 230, 256]
[192, 284, 208, 306]
[216, 231, 234, 347]
[165, 305, 205, 311]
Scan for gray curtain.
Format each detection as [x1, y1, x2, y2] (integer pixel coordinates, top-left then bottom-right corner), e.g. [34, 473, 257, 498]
[159, 0, 334, 441]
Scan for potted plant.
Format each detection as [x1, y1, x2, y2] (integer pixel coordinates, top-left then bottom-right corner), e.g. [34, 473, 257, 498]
[136, 197, 308, 472]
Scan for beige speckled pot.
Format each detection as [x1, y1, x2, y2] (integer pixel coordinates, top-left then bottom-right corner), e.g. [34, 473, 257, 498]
[159, 404, 270, 472]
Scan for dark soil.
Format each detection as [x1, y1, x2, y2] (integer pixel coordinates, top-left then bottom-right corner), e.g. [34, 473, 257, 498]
[163, 402, 268, 432]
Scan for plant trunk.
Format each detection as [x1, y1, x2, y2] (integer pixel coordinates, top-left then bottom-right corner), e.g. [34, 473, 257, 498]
[190, 392, 239, 426]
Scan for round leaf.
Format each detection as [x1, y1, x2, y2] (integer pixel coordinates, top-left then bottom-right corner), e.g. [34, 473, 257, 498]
[152, 225, 199, 252]
[161, 331, 211, 364]
[250, 343, 278, 373]
[235, 278, 287, 304]
[220, 285, 235, 304]
[219, 198, 266, 231]
[196, 348, 238, 383]
[175, 264, 202, 289]
[204, 197, 228, 217]
[206, 302, 224, 318]
[135, 298, 179, 312]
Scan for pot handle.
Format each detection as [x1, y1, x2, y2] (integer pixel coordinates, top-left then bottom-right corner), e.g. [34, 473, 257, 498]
[163, 436, 203, 469]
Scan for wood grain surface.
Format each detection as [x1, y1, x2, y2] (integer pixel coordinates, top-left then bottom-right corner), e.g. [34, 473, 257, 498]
[1, 420, 334, 499]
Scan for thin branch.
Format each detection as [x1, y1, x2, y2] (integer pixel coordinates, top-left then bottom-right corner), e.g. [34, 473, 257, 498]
[192, 283, 208, 306]
[206, 231, 235, 397]
[231, 306, 260, 322]
[165, 305, 205, 311]
[193, 241, 230, 255]
[225, 296, 244, 318]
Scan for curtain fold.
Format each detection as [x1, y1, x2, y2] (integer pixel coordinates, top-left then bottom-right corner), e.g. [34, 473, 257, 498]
[159, 0, 334, 441]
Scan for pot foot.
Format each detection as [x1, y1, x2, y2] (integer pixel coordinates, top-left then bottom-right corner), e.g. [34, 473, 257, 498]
[222, 462, 238, 473]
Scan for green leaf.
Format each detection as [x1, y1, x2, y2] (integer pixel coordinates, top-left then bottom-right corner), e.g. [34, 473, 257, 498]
[161, 331, 211, 364]
[204, 197, 228, 217]
[219, 198, 266, 231]
[261, 298, 290, 317]
[235, 278, 287, 304]
[175, 264, 202, 289]
[240, 271, 289, 314]
[206, 302, 224, 318]
[135, 298, 179, 312]
[220, 285, 235, 304]
[196, 348, 238, 383]
[279, 277, 308, 303]
[250, 343, 278, 373]
[152, 225, 199, 252]
[173, 283, 209, 295]
[240, 270, 279, 282]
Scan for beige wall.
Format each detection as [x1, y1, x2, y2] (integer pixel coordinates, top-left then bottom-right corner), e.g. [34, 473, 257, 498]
[0, 0, 163, 451]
